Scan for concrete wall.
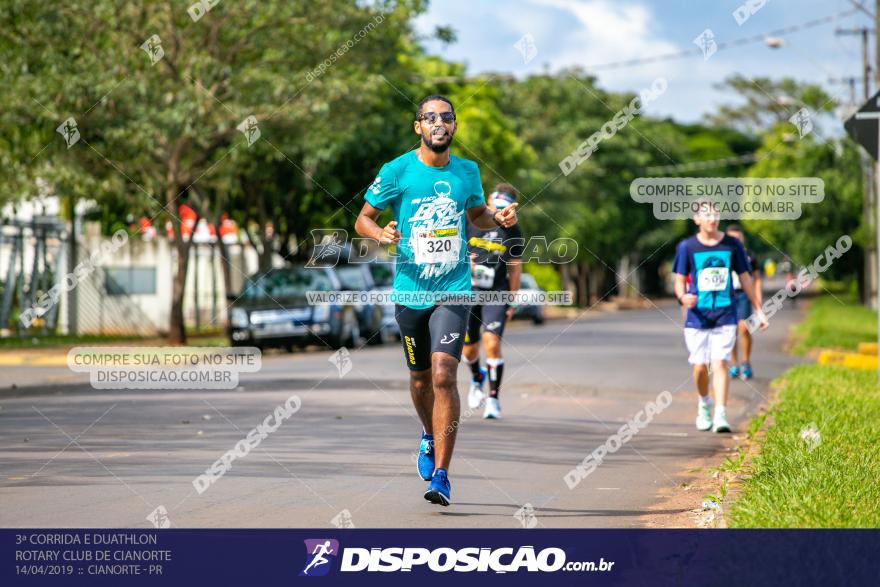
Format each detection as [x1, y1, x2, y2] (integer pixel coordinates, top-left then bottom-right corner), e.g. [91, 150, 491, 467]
[0, 222, 264, 337]
[71, 226, 261, 335]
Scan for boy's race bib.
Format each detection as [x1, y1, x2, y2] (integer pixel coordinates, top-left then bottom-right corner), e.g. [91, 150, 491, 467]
[698, 267, 729, 292]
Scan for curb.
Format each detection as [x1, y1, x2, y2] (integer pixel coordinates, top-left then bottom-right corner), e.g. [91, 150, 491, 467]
[817, 349, 878, 371]
[857, 342, 877, 356]
[0, 355, 70, 366]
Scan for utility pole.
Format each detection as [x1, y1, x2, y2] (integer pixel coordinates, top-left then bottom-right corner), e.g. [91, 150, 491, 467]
[837, 25, 877, 308]
[828, 76, 858, 107]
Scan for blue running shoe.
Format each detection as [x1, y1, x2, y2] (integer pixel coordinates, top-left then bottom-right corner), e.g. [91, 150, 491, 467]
[741, 364, 753, 380]
[728, 365, 740, 378]
[417, 433, 434, 481]
[424, 468, 451, 506]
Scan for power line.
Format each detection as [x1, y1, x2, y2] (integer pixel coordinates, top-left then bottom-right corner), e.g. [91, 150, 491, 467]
[847, 0, 875, 20]
[583, 8, 860, 72]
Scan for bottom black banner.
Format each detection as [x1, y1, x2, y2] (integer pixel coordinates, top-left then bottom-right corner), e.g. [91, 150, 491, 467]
[3, 529, 878, 586]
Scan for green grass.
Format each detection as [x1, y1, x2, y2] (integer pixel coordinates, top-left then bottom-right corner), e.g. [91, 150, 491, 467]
[185, 335, 229, 347]
[0, 331, 228, 350]
[728, 364, 880, 527]
[0, 333, 146, 349]
[792, 295, 876, 355]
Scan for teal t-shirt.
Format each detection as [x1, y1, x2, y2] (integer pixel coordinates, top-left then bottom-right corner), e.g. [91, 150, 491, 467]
[365, 150, 484, 309]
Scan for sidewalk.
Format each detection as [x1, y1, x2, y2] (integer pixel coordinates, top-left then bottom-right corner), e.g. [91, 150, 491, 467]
[0, 333, 228, 366]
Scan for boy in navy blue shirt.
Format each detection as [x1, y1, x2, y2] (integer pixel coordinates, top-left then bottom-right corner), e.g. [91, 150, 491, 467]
[673, 203, 767, 432]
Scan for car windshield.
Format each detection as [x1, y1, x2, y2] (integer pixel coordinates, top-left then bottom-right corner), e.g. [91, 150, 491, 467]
[369, 263, 394, 287]
[520, 274, 538, 289]
[336, 265, 367, 290]
[241, 268, 331, 300]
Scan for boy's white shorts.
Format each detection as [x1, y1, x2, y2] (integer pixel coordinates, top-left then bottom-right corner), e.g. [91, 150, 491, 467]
[684, 325, 737, 365]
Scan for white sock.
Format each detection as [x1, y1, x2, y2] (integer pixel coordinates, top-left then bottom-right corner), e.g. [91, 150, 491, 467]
[714, 405, 726, 417]
[699, 395, 712, 405]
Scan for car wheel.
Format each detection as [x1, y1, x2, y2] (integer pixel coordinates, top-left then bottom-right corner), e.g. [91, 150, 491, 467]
[532, 309, 545, 325]
[366, 307, 384, 345]
[329, 309, 358, 349]
[345, 310, 361, 347]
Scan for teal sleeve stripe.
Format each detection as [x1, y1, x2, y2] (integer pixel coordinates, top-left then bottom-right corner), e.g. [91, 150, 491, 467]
[365, 192, 386, 211]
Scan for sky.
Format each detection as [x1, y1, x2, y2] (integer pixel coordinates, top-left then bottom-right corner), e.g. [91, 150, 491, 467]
[415, 0, 870, 124]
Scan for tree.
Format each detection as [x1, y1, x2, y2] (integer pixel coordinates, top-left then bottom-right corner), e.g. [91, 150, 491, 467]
[708, 75, 865, 293]
[497, 70, 690, 304]
[1, 0, 425, 343]
[743, 126, 864, 283]
[708, 75, 835, 132]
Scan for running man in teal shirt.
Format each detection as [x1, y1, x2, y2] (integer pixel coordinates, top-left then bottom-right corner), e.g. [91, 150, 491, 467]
[355, 95, 518, 506]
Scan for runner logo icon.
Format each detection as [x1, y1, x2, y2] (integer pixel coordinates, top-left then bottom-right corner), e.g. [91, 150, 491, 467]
[440, 333, 460, 345]
[301, 539, 340, 576]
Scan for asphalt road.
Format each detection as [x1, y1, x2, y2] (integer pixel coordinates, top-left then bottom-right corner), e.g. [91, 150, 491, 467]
[0, 300, 801, 528]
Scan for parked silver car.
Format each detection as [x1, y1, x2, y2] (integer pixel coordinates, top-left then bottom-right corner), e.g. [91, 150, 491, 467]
[227, 265, 360, 350]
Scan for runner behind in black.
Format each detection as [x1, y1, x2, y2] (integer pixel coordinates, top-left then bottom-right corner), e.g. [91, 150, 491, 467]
[462, 185, 524, 419]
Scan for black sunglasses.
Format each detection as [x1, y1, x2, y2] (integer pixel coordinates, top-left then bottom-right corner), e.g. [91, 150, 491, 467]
[418, 111, 456, 124]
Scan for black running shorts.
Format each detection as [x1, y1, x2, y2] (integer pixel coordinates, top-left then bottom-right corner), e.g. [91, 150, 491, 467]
[465, 304, 509, 343]
[395, 304, 469, 371]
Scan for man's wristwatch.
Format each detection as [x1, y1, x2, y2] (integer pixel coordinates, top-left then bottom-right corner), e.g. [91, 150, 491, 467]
[492, 210, 503, 226]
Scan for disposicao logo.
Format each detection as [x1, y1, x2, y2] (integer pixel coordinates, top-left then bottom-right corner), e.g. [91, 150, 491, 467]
[301, 539, 340, 577]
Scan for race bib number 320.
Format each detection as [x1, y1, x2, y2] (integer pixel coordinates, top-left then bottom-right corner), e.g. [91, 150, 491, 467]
[698, 267, 729, 292]
[412, 227, 460, 265]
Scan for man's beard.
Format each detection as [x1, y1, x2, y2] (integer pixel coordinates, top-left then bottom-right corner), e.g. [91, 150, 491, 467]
[421, 129, 453, 153]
